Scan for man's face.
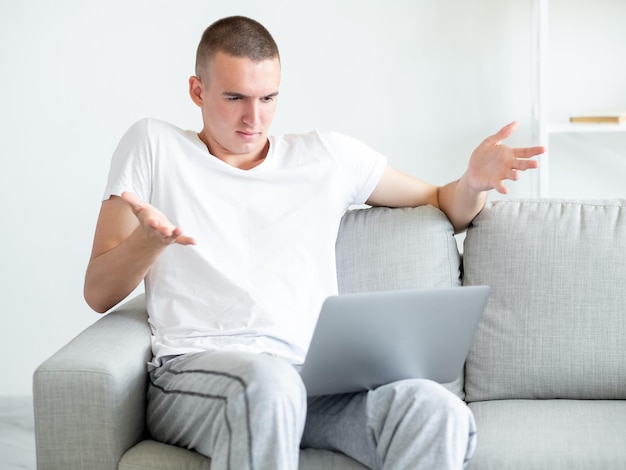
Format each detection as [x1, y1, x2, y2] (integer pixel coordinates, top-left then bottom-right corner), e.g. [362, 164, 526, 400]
[190, 51, 281, 167]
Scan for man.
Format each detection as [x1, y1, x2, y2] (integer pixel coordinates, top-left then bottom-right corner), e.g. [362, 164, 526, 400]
[84, 16, 543, 470]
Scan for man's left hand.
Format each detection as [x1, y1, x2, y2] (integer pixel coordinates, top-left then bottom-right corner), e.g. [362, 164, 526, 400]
[466, 122, 545, 195]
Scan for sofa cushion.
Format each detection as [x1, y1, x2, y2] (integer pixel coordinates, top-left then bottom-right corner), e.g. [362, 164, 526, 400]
[336, 205, 464, 397]
[468, 400, 626, 470]
[463, 199, 626, 401]
[119, 440, 368, 470]
[119, 440, 209, 470]
[336, 205, 461, 294]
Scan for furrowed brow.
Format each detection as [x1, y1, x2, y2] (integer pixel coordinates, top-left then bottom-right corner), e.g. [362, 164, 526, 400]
[222, 91, 279, 99]
[222, 92, 246, 99]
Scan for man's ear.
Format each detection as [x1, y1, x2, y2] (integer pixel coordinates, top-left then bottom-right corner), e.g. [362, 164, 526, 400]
[189, 76, 204, 107]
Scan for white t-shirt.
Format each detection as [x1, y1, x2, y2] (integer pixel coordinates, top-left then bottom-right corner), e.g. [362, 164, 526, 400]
[104, 118, 387, 365]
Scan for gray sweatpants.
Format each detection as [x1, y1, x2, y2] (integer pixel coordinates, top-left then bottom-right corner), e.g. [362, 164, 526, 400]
[147, 351, 476, 470]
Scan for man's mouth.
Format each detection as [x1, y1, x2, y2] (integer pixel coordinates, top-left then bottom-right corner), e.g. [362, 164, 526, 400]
[237, 130, 259, 140]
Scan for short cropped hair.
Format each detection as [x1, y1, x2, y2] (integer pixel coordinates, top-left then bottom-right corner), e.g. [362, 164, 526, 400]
[195, 16, 280, 77]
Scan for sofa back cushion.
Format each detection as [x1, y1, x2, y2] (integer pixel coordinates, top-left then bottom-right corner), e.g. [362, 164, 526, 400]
[336, 205, 464, 397]
[336, 206, 461, 293]
[463, 199, 626, 401]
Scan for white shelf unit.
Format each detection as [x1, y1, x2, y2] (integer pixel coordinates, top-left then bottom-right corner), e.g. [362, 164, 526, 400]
[531, 0, 626, 197]
[548, 123, 626, 134]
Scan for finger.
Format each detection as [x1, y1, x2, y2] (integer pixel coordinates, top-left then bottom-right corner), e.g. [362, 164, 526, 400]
[494, 180, 509, 195]
[176, 235, 197, 246]
[514, 158, 539, 171]
[514, 145, 545, 159]
[170, 227, 196, 246]
[490, 121, 519, 146]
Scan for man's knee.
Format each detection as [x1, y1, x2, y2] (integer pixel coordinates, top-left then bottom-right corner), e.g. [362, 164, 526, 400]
[367, 379, 475, 445]
[366, 379, 476, 469]
[370, 378, 467, 414]
[241, 354, 307, 415]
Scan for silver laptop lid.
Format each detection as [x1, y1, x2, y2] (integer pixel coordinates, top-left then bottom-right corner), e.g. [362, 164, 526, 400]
[300, 286, 489, 396]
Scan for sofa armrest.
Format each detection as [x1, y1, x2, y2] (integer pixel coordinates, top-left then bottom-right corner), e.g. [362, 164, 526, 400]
[33, 295, 151, 470]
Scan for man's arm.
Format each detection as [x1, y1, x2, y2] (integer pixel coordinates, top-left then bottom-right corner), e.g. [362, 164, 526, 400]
[84, 192, 195, 313]
[366, 122, 544, 232]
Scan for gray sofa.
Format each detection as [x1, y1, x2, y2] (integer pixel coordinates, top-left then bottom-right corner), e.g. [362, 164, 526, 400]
[33, 199, 626, 469]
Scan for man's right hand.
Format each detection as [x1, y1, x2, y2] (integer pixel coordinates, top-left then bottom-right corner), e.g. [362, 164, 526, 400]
[121, 192, 196, 246]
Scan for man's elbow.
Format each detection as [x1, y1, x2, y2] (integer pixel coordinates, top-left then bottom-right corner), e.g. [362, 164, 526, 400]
[83, 284, 110, 314]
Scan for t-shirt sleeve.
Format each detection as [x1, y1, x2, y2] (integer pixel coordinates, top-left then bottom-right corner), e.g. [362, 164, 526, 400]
[318, 131, 387, 205]
[102, 118, 154, 203]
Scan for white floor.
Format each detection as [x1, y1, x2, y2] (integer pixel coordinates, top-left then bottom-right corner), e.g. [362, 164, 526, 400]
[0, 396, 36, 470]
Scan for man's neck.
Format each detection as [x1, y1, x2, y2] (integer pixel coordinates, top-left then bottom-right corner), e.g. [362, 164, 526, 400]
[197, 133, 269, 170]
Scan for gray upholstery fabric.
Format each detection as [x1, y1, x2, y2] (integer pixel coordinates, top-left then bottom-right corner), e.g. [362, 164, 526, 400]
[336, 205, 461, 294]
[118, 440, 368, 470]
[468, 400, 626, 470]
[33, 295, 151, 470]
[119, 440, 210, 470]
[463, 200, 626, 401]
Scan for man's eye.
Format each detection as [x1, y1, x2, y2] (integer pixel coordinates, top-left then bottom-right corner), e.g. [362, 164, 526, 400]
[262, 96, 274, 102]
[227, 96, 241, 101]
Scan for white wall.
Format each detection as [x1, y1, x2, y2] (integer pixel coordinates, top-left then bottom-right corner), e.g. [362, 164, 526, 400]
[1, 0, 624, 396]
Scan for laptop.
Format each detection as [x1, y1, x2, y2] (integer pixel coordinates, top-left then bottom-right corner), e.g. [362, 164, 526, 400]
[299, 285, 489, 396]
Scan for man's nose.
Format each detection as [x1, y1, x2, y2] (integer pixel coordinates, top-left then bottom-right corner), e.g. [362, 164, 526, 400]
[243, 101, 260, 126]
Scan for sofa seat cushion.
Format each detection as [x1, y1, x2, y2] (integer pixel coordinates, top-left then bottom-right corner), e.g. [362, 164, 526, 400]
[463, 199, 626, 401]
[468, 400, 626, 470]
[119, 440, 209, 470]
[119, 440, 368, 470]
